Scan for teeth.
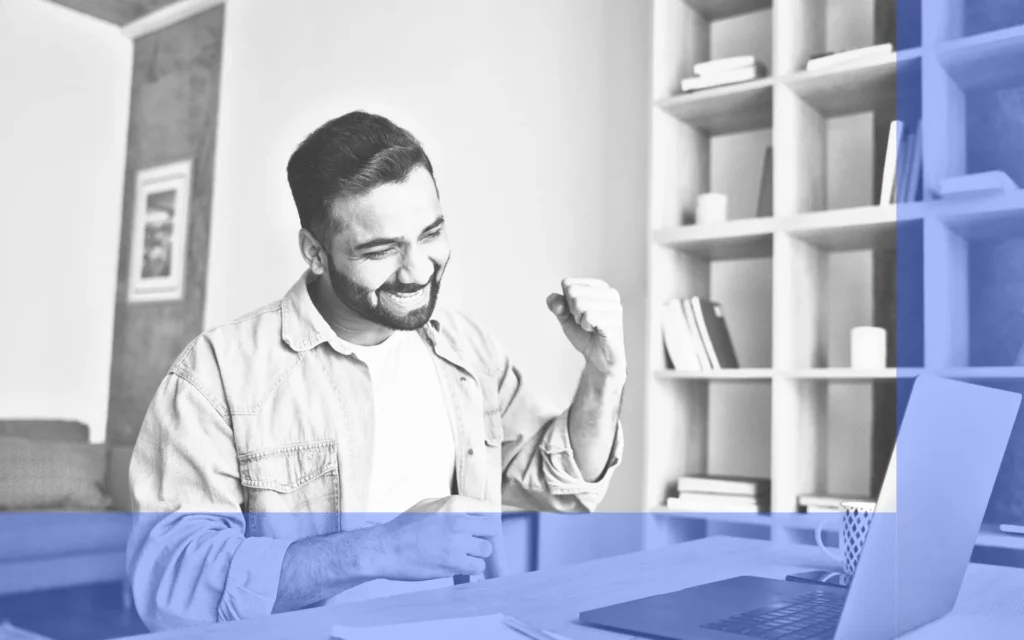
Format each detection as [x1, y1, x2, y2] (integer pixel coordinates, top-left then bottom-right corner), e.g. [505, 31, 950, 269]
[383, 288, 427, 306]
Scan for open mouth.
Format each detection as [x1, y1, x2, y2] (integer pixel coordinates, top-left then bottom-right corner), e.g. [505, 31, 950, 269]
[379, 286, 429, 310]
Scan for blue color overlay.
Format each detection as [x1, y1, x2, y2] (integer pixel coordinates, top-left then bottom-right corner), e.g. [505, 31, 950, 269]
[5, 1, 1024, 639]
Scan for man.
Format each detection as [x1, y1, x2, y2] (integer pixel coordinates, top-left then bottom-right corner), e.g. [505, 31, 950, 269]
[127, 111, 626, 631]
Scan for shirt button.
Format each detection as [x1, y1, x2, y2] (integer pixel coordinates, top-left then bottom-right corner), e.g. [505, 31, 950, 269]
[468, 448, 475, 456]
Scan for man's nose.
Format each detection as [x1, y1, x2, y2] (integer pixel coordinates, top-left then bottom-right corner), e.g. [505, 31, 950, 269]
[396, 244, 434, 285]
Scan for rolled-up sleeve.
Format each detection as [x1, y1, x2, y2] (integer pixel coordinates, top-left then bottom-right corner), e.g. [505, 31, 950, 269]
[491, 348, 624, 513]
[127, 370, 290, 631]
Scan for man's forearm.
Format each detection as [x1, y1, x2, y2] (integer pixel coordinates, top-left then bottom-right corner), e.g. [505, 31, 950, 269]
[272, 527, 378, 613]
[567, 363, 626, 481]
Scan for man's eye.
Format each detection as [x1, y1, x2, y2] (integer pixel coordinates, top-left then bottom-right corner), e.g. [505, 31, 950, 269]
[423, 229, 443, 240]
[364, 248, 395, 260]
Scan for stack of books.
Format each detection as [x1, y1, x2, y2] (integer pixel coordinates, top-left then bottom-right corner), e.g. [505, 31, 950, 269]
[880, 119, 923, 205]
[805, 42, 894, 72]
[666, 476, 769, 513]
[681, 55, 765, 93]
[797, 494, 871, 513]
[661, 296, 739, 371]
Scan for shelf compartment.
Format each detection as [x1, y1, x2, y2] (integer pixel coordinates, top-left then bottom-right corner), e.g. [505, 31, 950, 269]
[774, 53, 921, 217]
[923, 215, 1024, 370]
[683, 0, 771, 22]
[652, 247, 774, 373]
[643, 379, 771, 510]
[653, 217, 775, 259]
[651, 0, 772, 102]
[927, 28, 1024, 208]
[939, 25, 1024, 91]
[775, 0, 917, 75]
[961, 1, 1024, 40]
[657, 78, 774, 135]
[774, 228, 921, 370]
[771, 377, 897, 513]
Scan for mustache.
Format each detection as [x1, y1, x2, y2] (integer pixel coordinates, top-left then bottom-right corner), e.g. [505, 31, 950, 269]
[378, 270, 441, 295]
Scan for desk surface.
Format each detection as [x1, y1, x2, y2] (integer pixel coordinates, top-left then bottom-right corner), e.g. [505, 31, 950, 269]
[125, 536, 1024, 639]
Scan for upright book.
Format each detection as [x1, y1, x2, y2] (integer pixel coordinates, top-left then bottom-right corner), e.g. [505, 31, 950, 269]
[879, 120, 904, 205]
[905, 124, 923, 202]
[756, 147, 773, 217]
[690, 297, 739, 369]
[661, 300, 703, 371]
[682, 298, 713, 370]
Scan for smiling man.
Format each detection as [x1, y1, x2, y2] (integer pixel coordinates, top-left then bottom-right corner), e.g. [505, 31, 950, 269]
[126, 111, 625, 630]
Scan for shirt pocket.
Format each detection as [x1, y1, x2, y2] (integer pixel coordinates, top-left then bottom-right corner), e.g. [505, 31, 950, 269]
[238, 440, 341, 538]
[482, 401, 504, 504]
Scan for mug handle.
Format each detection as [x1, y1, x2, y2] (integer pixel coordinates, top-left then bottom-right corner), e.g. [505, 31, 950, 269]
[815, 517, 844, 564]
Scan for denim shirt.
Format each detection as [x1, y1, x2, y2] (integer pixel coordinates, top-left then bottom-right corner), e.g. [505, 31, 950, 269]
[126, 271, 624, 631]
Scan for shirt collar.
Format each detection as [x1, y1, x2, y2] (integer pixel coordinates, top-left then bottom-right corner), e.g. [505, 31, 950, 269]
[281, 270, 445, 354]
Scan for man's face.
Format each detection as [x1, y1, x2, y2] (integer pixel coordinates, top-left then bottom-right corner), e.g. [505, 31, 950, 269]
[321, 166, 450, 331]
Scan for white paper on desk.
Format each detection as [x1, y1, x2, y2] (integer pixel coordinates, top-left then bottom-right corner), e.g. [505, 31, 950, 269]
[331, 613, 542, 640]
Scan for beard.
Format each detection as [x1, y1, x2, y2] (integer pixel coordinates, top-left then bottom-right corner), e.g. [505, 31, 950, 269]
[324, 256, 444, 331]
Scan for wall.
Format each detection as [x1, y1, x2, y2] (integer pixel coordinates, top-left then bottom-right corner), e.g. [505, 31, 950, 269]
[0, 0, 131, 443]
[205, 0, 652, 517]
[105, 6, 225, 446]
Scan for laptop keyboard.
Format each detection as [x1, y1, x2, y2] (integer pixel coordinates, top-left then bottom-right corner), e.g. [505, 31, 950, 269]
[700, 591, 845, 639]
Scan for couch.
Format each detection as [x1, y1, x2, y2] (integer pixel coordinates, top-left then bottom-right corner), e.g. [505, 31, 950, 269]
[0, 420, 134, 597]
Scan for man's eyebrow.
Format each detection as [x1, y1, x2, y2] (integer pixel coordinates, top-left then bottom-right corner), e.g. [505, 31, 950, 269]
[353, 236, 400, 252]
[420, 216, 445, 235]
[352, 216, 445, 252]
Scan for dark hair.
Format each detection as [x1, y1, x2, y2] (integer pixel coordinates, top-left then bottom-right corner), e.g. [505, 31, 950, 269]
[286, 111, 437, 242]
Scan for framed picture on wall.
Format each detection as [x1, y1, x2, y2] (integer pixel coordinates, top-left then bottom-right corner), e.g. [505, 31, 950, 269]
[127, 159, 192, 303]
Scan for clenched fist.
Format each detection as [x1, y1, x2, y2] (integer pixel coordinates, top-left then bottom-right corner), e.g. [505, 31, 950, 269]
[546, 277, 626, 377]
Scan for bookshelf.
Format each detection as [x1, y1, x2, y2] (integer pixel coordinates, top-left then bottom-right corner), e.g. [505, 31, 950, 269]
[643, 0, 1024, 561]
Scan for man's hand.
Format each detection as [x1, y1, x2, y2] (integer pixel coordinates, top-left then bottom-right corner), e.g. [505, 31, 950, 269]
[547, 277, 627, 377]
[369, 496, 501, 581]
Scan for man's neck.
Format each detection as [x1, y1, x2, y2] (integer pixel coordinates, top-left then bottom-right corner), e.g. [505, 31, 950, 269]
[308, 275, 394, 347]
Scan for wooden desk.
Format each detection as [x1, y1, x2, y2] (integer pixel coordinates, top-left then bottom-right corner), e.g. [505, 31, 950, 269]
[123, 536, 1024, 639]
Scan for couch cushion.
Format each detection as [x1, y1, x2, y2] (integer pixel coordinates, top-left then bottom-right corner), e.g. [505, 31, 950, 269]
[0, 512, 131, 562]
[105, 445, 134, 512]
[0, 436, 111, 510]
[0, 420, 89, 443]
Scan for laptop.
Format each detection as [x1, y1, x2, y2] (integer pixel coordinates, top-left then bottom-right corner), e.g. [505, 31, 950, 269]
[580, 375, 1021, 640]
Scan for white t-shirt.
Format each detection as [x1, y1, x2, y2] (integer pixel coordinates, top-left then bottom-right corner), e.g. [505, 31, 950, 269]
[330, 329, 457, 603]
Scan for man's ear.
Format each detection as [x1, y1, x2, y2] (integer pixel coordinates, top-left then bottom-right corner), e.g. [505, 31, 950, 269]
[298, 229, 327, 276]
